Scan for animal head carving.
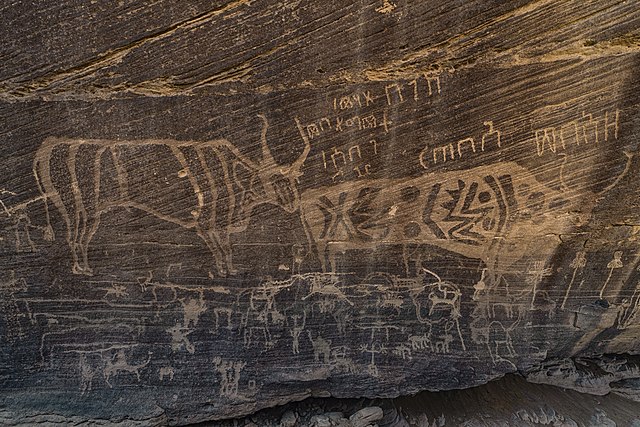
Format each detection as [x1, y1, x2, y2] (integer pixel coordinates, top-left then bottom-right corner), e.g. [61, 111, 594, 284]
[234, 115, 311, 214]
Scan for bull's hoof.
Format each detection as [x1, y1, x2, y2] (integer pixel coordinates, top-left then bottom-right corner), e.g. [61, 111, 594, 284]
[72, 264, 93, 276]
[42, 226, 55, 242]
[214, 264, 237, 277]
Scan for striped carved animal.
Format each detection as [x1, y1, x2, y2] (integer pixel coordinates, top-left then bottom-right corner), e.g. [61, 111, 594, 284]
[33, 115, 310, 276]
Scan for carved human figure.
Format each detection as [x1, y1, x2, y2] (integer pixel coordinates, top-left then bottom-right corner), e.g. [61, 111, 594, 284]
[79, 354, 96, 395]
[600, 251, 623, 299]
[526, 260, 553, 309]
[159, 366, 175, 381]
[307, 331, 331, 364]
[289, 311, 306, 355]
[472, 268, 488, 301]
[561, 251, 587, 309]
[213, 357, 246, 399]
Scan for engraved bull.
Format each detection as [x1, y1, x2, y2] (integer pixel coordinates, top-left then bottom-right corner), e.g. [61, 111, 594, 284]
[33, 115, 310, 276]
[299, 161, 573, 276]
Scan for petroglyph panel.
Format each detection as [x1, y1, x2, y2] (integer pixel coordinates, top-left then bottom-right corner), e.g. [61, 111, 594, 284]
[1, 0, 640, 424]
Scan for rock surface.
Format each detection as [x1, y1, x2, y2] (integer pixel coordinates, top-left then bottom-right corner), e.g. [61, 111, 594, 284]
[181, 375, 640, 426]
[0, 0, 639, 425]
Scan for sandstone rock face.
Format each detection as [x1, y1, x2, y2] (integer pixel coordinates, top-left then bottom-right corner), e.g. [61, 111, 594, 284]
[0, 1, 639, 425]
[206, 376, 640, 427]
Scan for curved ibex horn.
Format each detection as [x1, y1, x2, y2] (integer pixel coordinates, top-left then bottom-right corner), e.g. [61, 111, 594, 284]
[289, 117, 312, 175]
[257, 114, 275, 164]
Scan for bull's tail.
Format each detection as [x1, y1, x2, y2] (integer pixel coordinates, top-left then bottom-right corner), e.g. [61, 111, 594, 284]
[33, 157, 55, 241]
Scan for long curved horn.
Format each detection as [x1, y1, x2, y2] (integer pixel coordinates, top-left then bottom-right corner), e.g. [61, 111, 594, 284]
[257, 114, 275, 164]
[289, 117, 312, 175]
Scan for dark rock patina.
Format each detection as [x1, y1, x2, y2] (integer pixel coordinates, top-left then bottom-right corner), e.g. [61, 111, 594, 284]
[1, 1, 639, 424]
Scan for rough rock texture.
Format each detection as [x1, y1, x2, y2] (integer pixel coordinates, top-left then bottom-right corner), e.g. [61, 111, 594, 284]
[0, 0, 639, 425]
[197, 375, 640, 426]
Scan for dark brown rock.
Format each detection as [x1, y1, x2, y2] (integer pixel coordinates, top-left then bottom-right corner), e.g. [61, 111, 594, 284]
[0, 0, 639, 425]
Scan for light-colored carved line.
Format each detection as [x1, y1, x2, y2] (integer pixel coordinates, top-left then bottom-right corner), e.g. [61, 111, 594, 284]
[210, 146, 236, 232]
[34, 142, 72, 245]
[81, 148, 107, 260]
[597, 150, 633, 197]
[110, 146, 130, 200]
[170, 145, 204, 215]
[66, 144, 87, 265]
[41, 137, 259, 169]
[194, 146, 232, 270]
[195, 146, 218, 227]
[117, 201, 196, 229]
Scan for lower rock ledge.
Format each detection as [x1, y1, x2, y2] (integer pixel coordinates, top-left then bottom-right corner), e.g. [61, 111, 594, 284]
[195, 374, 640, 427]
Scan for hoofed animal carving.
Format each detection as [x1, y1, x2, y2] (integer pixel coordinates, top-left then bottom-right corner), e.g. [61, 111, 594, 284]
[299, 161, 572, 275]
[33, 115, 310, 275]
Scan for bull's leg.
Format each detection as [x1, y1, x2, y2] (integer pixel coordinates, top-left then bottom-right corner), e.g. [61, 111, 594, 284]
[76, 211, 102, 276]
[316, 241, 329, 272]
[196, 227, 233, 276]
[66, 145, 93, 275]
[76, 148, 110, 275]
[34, 147, 83, 274]
[300, 217, 320, 270]
[70, 202, 97, 276]
[56, 181, 85, 275]
[72, 147, 109, 276]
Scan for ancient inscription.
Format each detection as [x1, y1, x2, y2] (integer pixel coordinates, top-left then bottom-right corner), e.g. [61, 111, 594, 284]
[534, 109, 620, 157]
[296, 76, 444, 183]
[419, 121, 502, 168]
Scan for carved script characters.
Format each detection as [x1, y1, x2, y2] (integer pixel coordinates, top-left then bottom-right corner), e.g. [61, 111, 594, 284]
[534, 109, 620, 157]
[320, 140, 379, 182]
[420, 121, 502, 168]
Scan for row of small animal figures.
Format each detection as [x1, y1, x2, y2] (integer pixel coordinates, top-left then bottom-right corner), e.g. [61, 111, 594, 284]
[76, 349, 250, 399]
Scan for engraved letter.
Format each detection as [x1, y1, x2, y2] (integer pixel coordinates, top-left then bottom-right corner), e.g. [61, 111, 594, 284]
[363, 91, 374, 106]
[339, 96, 354, 110]
[307, 123, 320, 140]
[419, 145, 431, 169]
[560, 121, 579, 148]
[604, 109, 620, 141]
[345, 116, 362, 130]
[481, 121, 501, 151]
[331, 147, 346, 169]
[433, 144, 455, 164]
[409, 79, 419, 101]
[319, 117, 332, 132]
[580, 112, 599, 145]
[457, 137, 476, 158]
[348, 145, 362, 162]
[534, 128, 557, 156]
[369, 139, 378, 155]
[361, 114, 377, 129]
[385, 83, 404, 105]
[425, 75, 441, 96]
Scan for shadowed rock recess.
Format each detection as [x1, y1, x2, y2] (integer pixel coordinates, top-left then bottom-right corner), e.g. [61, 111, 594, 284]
[1, 1, 639, 425]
